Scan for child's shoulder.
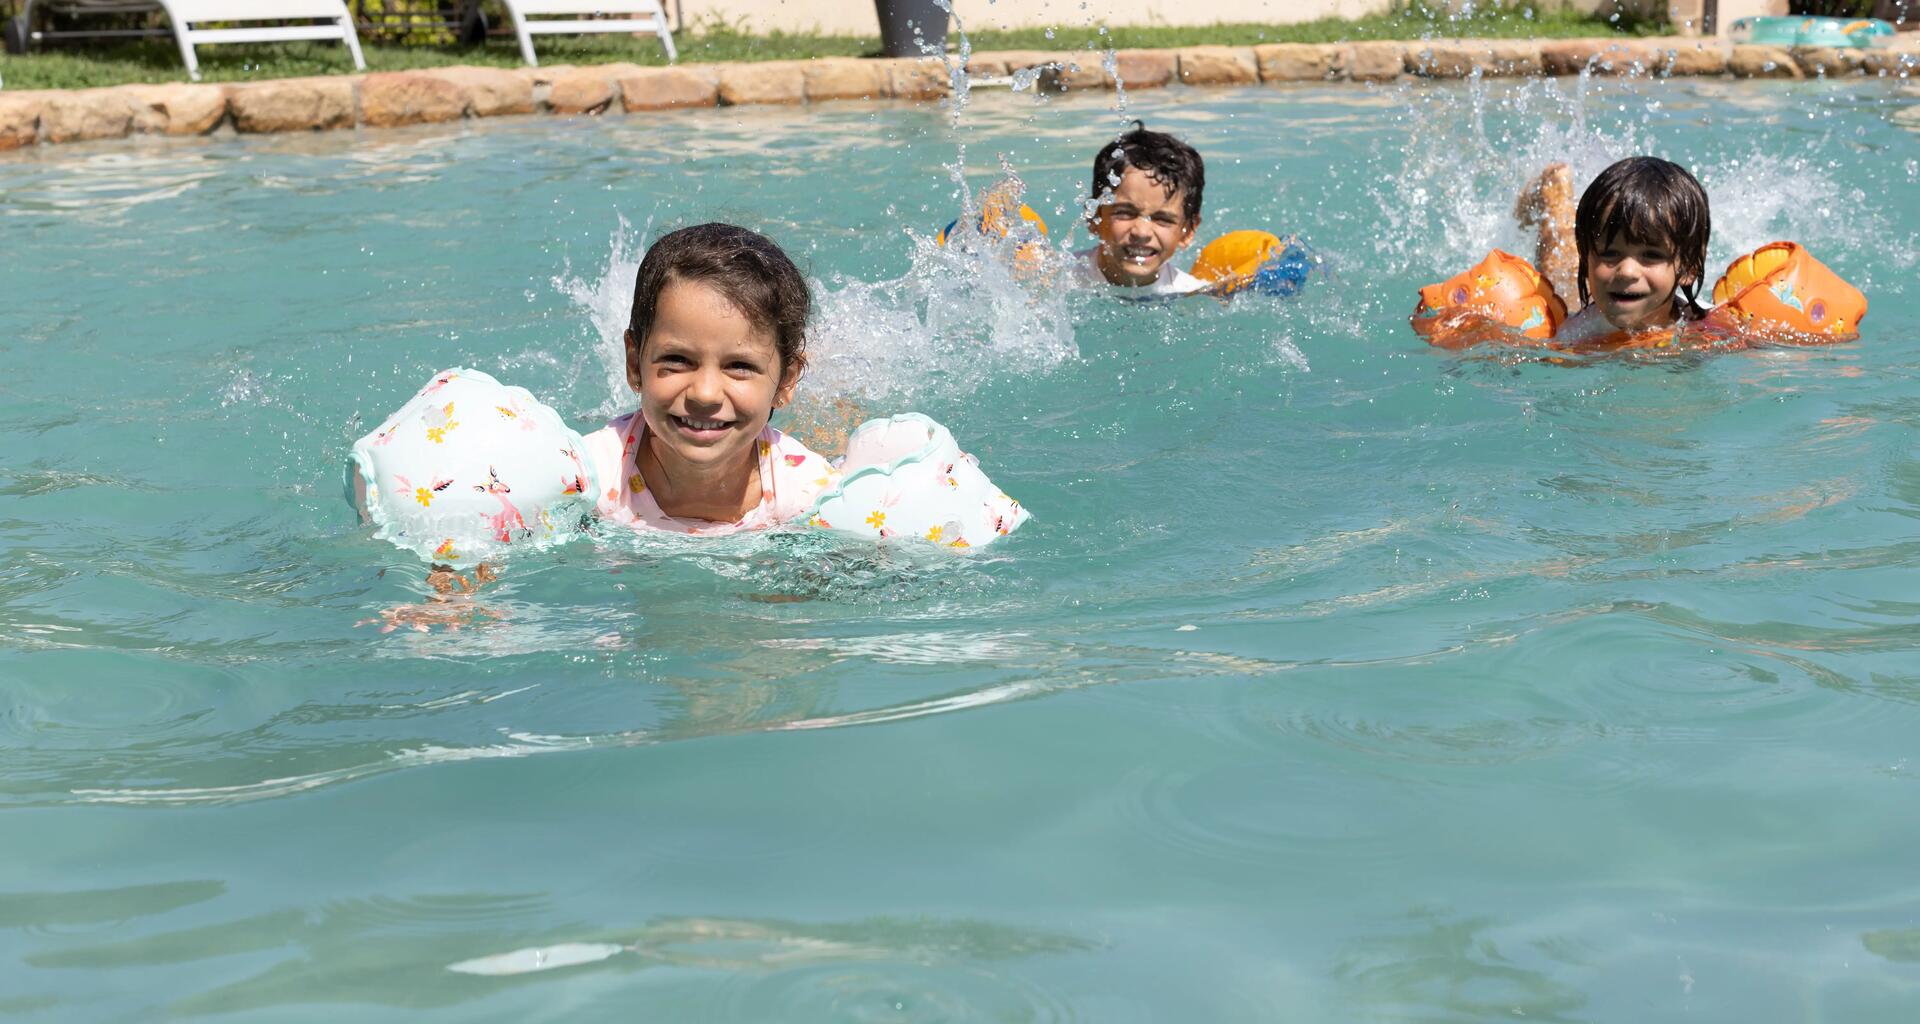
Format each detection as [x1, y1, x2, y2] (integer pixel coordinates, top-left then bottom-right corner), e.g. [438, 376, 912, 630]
[581, 411, 641, 504]
[764, 425, 834, 470]
[763, 426, 839, 520]
[1164, 264, 1208, 295]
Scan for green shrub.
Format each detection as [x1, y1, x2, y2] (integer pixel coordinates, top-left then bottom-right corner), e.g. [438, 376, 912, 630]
[356, 0, 456, 45]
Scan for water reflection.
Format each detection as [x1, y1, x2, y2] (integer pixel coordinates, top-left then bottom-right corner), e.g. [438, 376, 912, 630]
[20, 898, 1090, 1017]
[1332, 909, 1588, 1021]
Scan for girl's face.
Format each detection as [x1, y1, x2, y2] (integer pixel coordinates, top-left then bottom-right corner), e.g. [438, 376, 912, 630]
[1588, 232, 1685, 331]
[627, 279, 795, 473]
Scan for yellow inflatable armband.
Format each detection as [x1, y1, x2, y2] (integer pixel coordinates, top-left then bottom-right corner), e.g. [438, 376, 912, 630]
[936, 178, 1050, 264]
[934, 204, 1050, 247]
[1708, 242, 1866, 342]
[1411, 250, 1567, 346]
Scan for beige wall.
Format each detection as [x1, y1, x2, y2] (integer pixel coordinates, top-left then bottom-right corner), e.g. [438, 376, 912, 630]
[682, 0, 1758, 37]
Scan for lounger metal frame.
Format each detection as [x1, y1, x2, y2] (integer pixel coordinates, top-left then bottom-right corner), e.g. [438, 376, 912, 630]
[499, 0, 675, 67]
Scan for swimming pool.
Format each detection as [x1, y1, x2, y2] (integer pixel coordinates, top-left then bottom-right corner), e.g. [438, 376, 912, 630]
[3, 71, 1919, 1019]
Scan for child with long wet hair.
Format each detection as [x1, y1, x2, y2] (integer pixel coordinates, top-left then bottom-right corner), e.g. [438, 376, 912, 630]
[1423, 152, 1865, 352]
[1518, 156, 1712, 345]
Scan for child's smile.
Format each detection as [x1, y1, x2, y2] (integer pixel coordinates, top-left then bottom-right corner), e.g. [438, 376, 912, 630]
[669, 413, 737, 442]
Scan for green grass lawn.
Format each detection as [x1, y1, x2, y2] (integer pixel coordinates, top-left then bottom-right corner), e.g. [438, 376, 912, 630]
[0, 7, 1669, 92]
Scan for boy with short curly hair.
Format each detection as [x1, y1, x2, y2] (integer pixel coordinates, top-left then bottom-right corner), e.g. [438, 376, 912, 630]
[1080, 122, 1208, 296]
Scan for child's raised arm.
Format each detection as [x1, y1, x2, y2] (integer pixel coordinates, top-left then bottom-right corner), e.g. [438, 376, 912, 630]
[1515, 163, 1578, 302]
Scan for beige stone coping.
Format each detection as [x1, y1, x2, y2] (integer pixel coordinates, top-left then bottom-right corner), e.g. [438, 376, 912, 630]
[2, 37, 1916, 152]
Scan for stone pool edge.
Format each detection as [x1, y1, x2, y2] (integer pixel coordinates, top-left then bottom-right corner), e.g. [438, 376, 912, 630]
[2, 36, 1917, 152]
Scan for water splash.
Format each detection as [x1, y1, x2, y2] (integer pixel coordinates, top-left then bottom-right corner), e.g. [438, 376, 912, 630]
[1009, 63, 1063, 93]
[806, 225, 1078, 404]
[1700, 152, 1896, 276]
[1270, 336, 1312, 372]
[551, 215, 648, 419]
[793, 4, 1078, 407]
[1368, 74, 1650, 276]
[1102, 41, 1129, 124]
[930, 0, 970, 129]
[1368, 71, 1912, 297]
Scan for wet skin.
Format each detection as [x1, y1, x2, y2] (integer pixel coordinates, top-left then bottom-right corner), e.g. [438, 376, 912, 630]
[1588, 232, 1688, 331]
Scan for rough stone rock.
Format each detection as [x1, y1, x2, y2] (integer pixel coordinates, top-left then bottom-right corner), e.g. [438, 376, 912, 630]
[118, 83, 227, 135]
[41, 88, 133, 143]
[0, 93, 44, 150]
[1861, 49, 1919, 76]
[962, 55, 1011, 77]
[1346, 41, 1408, 82]
[1649, 41, 1728, 76]
[1542, 39, 1656, 76]
[360, 71, 466, 127]
[717, 61, 806, 105]
[1465, 39, 1539, 76]
[1488, 39, 1546, 76]
[546, 69, 617, 114]
[1177, 46, 1259, 86]
[424, 66, 534, 117]
[1404, 41, 1465, 76]
[620, 67, 719, 110]
[1540, 39, 1602, 75]
[882, 58, 951, 100]
[1113, 49, 1176, 89]
[802, 58, 887, 101]
[512, 64, 577, 87]
[1600, 42, 1660, 75]
[967, 50, 1057, 76]
[1406, 39, 1540, 77]
[227, 77, 357, 133]
[1729, 45, 1803, 78]
[1038, 58, 1107, 93]
[1254, 43, 1343, 82]
[1791, 46, 1867, 77]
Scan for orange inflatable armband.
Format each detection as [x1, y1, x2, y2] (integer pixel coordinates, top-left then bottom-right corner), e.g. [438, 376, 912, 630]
[1412, 250, 1567, 347]
[1707, 242, 1866, 343]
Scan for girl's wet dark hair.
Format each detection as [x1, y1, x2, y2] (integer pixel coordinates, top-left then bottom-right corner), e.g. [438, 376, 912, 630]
[1575, 156, 1712, 318]
[1091, 120, 1205, 224]
[626, 222, 810, 384]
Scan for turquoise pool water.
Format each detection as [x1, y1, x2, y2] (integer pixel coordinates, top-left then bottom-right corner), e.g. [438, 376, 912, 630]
[3, 73, 1920, 1019]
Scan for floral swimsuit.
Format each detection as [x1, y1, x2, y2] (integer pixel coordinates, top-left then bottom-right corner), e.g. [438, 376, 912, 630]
[582, 412, 839, 536]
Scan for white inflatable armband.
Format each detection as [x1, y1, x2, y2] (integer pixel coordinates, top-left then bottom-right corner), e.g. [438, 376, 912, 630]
[806, 414, 1030, 548]
[349, 368, 598, 563]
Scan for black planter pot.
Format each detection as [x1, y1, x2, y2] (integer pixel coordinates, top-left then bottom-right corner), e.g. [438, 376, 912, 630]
[875, 0, 950, 58]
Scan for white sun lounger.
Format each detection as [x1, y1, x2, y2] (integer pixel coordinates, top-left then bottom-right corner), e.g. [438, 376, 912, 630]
[498, 0, 676, 67]
[160, 0, 366, 80]
[6, 0, 365, 81]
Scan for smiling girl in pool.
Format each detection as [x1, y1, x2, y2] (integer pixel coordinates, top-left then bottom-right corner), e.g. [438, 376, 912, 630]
[582, 222, 839, 535]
